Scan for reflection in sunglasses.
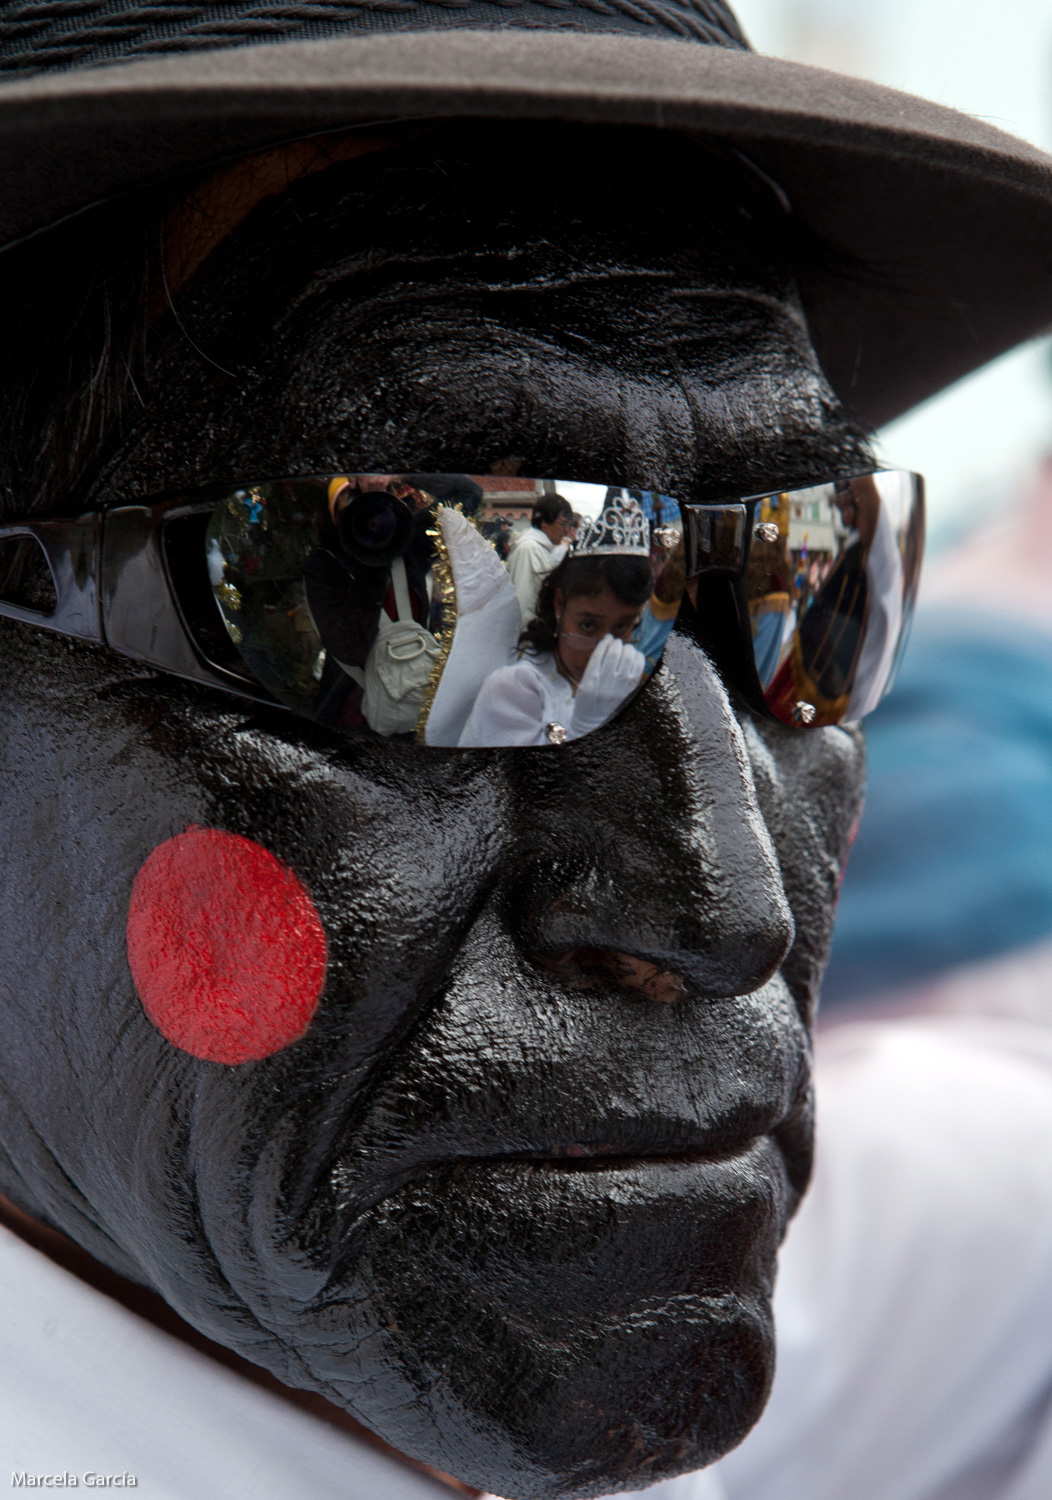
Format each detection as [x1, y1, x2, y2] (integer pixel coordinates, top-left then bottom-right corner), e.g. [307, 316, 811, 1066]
[195, 472, 922, 745]
[0, 468, 917, 754]
[0, 470, 920, 744]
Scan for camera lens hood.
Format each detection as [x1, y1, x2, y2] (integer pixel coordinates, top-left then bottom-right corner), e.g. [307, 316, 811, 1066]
[338, 489, 414, 568]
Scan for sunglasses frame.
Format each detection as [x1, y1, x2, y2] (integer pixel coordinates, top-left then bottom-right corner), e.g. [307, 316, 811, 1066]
[0, 495, 273, 695]
[0, 468, 923, 733]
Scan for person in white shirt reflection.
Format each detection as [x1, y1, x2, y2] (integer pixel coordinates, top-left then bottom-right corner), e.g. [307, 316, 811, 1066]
[505, 492, 576, 624]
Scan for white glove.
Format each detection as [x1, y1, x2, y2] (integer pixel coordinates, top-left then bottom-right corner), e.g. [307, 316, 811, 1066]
[570, 634, 647, 738]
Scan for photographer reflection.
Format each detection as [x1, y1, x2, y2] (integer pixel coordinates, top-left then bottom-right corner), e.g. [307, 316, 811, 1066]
[304, 477, 437, 733]
[305, 473, 481, 734]
[460, 499, 651, 746]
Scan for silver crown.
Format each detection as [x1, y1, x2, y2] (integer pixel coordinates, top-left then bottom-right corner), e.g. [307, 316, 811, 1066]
[572, 495, 651, 558]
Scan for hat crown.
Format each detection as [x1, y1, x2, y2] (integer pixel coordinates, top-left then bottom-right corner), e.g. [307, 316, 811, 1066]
[0, 0, 748, 79]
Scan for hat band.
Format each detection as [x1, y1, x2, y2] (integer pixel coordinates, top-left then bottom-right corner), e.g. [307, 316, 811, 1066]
[0, 0, 748, 80]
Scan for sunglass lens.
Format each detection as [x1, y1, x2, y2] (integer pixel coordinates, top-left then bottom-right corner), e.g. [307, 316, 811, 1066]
[741, 471, 924, 727]
[195, 471, 922, 746]
[201, 478, 662, 745]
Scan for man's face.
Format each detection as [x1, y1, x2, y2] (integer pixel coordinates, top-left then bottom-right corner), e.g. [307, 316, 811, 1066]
[541, 512, 574, 545]
[0, 126, 867, 1499]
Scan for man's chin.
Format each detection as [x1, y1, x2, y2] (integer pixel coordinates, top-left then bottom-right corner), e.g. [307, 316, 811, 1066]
[295, 1146, 788, 1499]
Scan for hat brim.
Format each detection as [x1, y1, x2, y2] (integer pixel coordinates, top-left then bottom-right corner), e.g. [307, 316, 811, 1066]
[3, 29, 1052, 427]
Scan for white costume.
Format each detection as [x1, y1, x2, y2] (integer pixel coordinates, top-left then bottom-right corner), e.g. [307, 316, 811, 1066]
[459, 633, 646, 747]
[425, 507, 524, 747]
[505, 525, 567, 624]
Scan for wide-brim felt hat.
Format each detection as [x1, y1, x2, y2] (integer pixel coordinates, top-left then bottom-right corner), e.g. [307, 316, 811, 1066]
[1, 1, 1051, 429]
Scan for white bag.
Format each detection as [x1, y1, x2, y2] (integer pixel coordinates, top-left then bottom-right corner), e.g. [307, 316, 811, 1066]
[352, 557, 440, 736]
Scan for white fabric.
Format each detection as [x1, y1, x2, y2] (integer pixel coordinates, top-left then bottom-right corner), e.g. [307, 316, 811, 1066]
[570, 633, 647, 736]
[714, 1016, 1052, 1500]
[459, 651, 575, 746]
[458, 634, 645, 747]
[425, 507, 522, 746]
[505, 525, 566, 624]
[0, 1223, 442, 1498]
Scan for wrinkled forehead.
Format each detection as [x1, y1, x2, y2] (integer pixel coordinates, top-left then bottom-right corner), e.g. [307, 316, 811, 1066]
[161, 118, 799, 308]
[161, 125, 417, 302]
[87, 117, 833, 512]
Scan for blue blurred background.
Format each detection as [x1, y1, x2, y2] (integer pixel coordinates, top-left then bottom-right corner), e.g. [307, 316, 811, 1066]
[822, 606, 1052, 1003]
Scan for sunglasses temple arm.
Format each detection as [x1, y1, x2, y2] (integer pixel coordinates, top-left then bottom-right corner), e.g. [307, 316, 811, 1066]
[101, 503, 213, 679]
[0, 516, 102, 640]
[102, 503, 257, 694]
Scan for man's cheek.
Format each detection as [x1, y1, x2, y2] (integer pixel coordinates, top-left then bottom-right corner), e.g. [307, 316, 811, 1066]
[127, 826, 328, 1064]
[740, 716, 866, 1019]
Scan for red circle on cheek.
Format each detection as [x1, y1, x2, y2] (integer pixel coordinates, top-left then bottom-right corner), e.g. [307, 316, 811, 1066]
[127, 827, 327, 1064]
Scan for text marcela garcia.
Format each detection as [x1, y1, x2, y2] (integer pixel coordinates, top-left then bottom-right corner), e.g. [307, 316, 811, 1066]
[11, 1476, 137, 1488]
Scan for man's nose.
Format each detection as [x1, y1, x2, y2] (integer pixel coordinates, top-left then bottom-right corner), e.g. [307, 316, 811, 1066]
[505, 632, 794, 999]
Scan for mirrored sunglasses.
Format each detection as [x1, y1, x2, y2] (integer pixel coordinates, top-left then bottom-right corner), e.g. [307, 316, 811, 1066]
[0, 469, 923, 747]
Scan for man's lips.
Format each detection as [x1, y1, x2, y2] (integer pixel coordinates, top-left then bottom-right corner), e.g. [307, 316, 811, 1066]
[315, 1137, 795, 1319]
[517, 1141, 747, 1168]
[330, 1073, 792, 1196]
[304, 970, 813, 1231]
[327, 1123, 782, 1226]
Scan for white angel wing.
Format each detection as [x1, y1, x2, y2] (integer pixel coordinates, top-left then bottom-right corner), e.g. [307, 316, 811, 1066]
[423, 508, 524, 747]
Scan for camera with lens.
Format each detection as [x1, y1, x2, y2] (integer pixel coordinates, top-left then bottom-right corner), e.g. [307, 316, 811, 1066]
[337, 489, 415, 569]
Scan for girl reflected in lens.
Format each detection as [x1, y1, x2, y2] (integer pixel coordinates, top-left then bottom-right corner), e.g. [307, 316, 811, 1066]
[459, 551, 652, 746]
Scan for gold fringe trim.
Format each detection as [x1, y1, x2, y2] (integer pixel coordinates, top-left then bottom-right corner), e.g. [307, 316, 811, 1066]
[415, 506, 458, 744]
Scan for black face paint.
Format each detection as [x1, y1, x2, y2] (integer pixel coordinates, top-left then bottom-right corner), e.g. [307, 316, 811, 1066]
[0, 124, 869, 1499]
